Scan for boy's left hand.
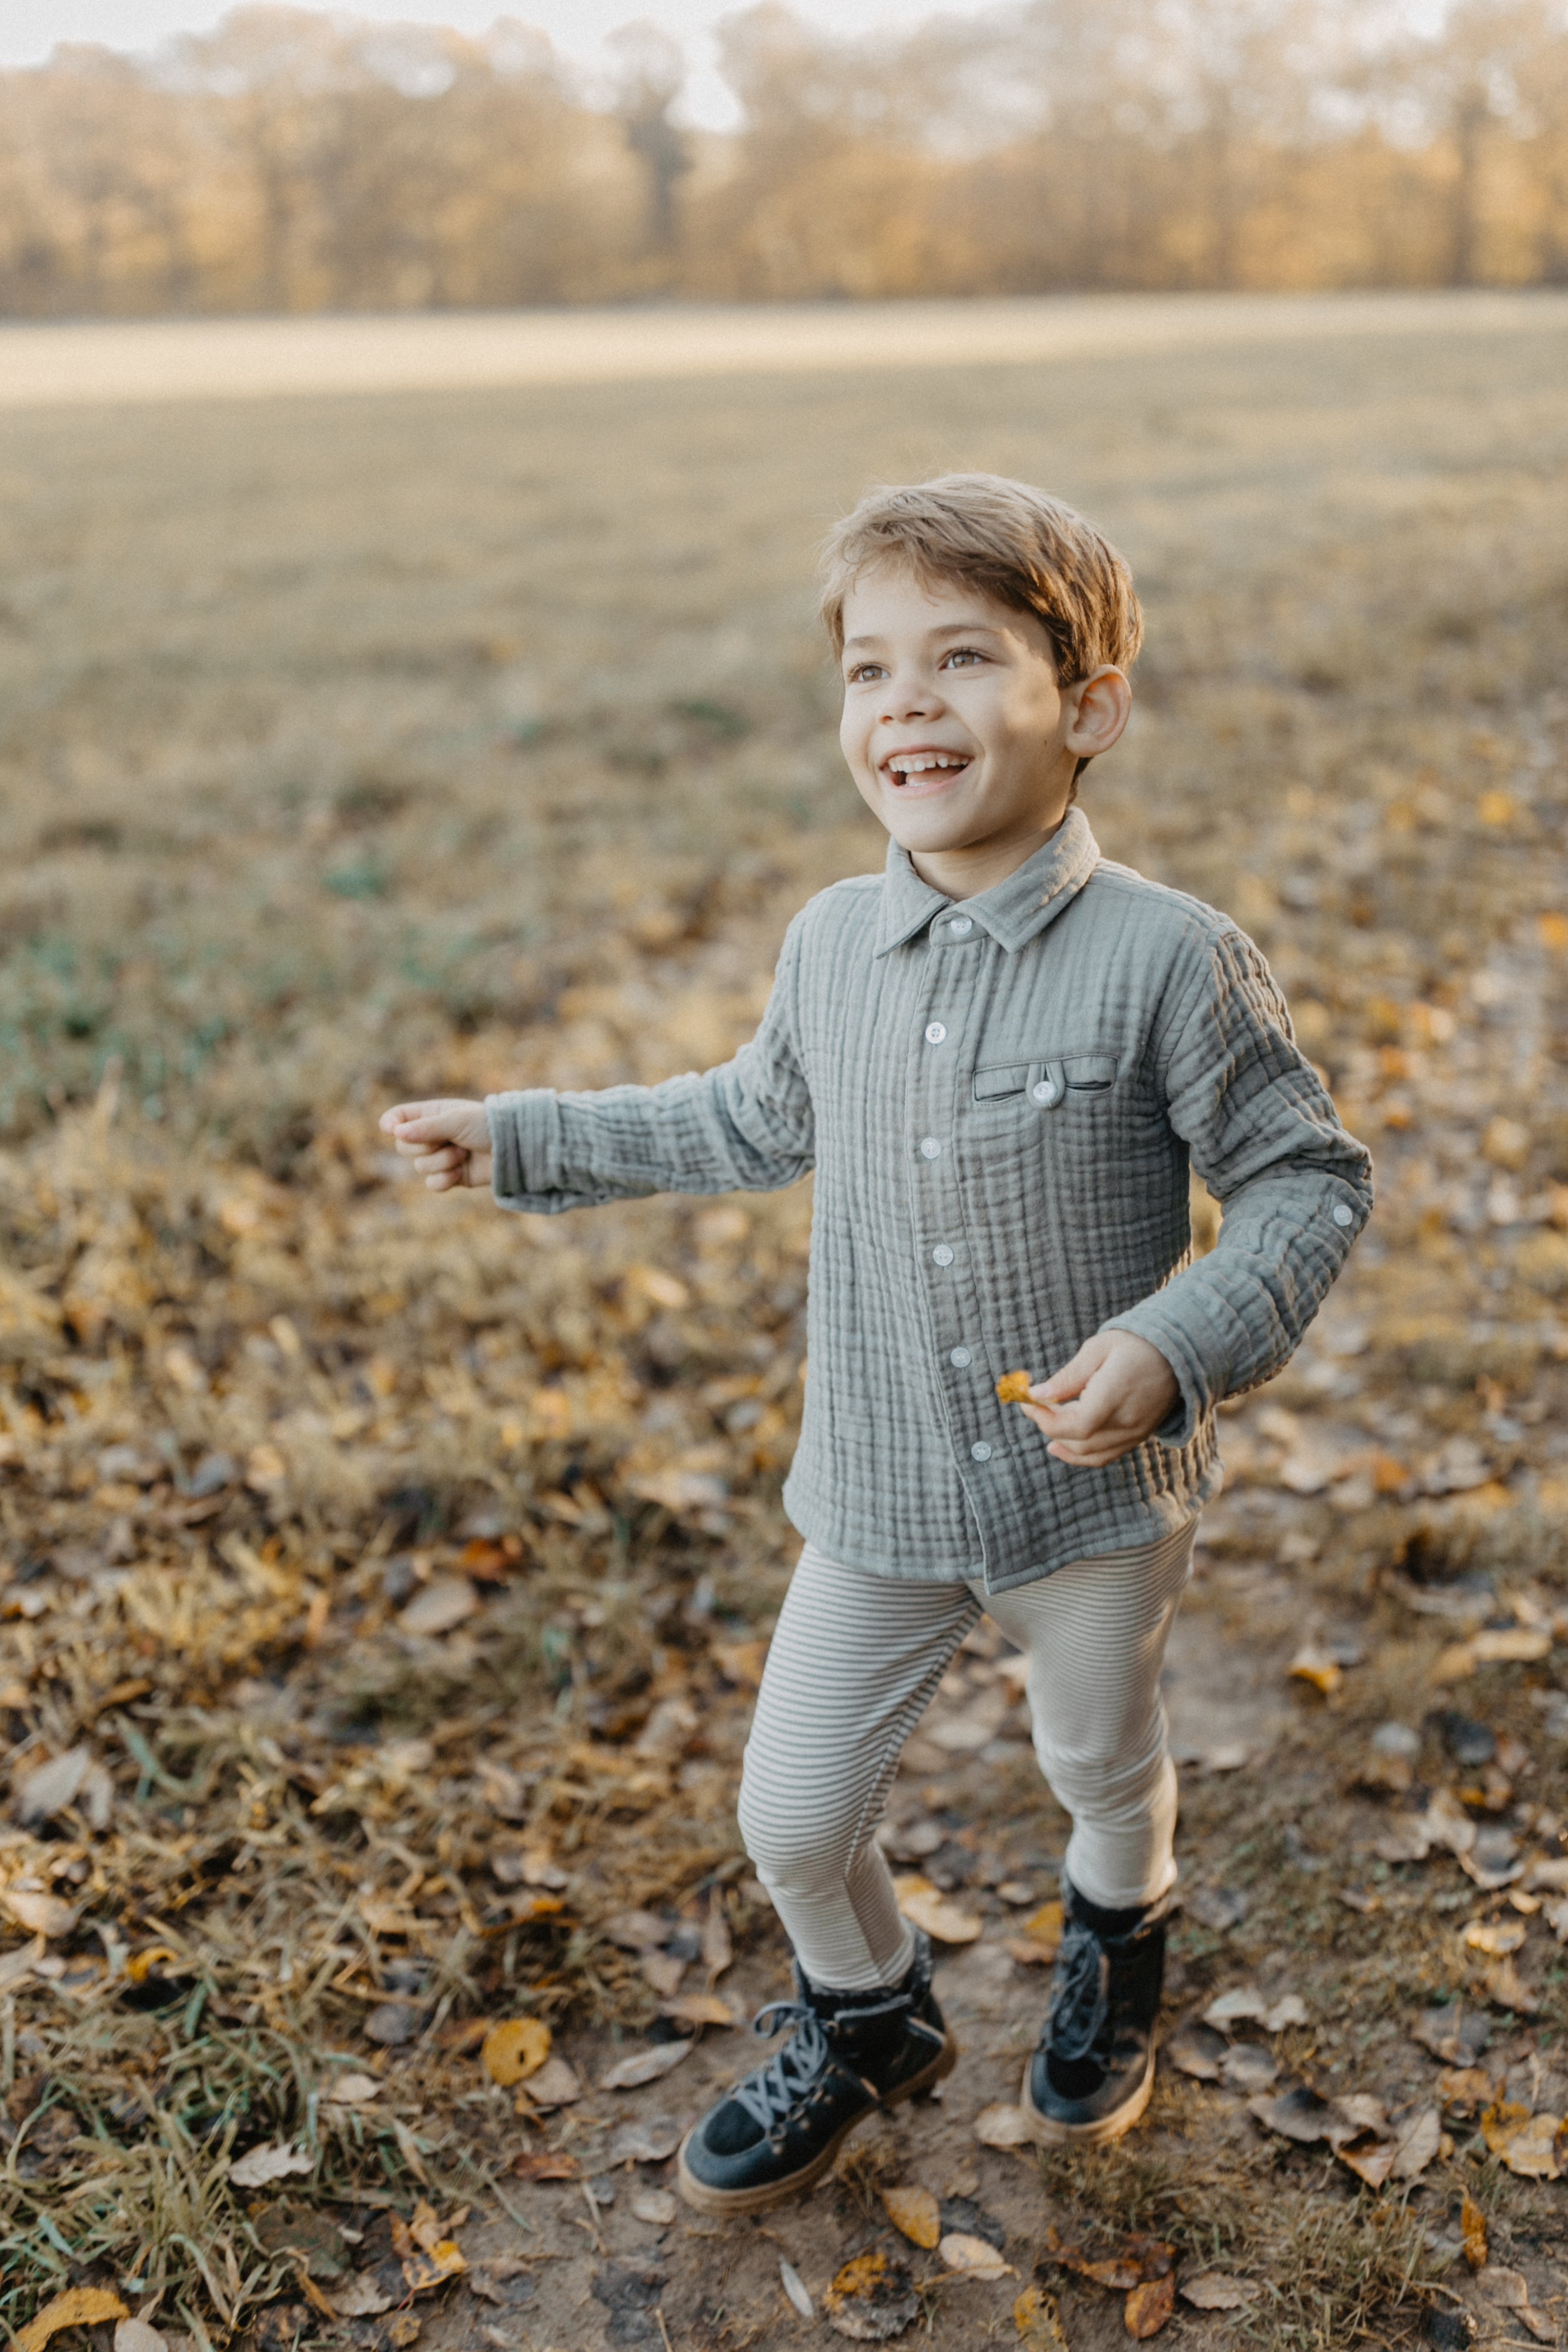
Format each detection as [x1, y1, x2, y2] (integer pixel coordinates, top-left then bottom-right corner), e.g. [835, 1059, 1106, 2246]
[1018, 1332, 1179, 1466]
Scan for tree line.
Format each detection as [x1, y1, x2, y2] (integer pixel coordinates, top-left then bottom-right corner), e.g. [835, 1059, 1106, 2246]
[3, 1, 1567, 317]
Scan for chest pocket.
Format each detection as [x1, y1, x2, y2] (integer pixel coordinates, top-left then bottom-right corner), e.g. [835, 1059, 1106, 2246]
[973, 1053, 1117, 1110]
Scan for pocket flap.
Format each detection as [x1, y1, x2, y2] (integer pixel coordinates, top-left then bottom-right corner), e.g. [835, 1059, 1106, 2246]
[973, 1063, 1029, 1101]
[1062, 1054, 1116, 1090]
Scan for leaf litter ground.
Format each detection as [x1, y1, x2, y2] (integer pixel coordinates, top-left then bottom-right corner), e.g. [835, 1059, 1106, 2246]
[2, 305, 1568, 2349]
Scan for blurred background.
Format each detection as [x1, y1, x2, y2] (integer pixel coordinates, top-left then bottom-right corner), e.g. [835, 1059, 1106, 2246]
[4, 0, 1568, 313]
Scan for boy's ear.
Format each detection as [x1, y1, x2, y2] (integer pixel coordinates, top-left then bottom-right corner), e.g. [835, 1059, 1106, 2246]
[1065, 666, 1132, 762]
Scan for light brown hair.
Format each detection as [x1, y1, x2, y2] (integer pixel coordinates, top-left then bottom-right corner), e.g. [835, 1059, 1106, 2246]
[819, 472, 1143, 686]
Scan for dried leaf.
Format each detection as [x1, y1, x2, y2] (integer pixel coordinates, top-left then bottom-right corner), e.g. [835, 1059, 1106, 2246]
[1179, 2274, 1260, 2311]
[229, 2140, 315, 2187]
[397, 1576, 479, 1637]
[1047, 2232, 1173, 2291]
[940, 2233, 1015, 2279]
[323, 2070, 381, 2106]
[1249, 2085, 1333, 2143]
[1014, 2285, 1070, 2350]
[779, 2259, 815, 2320]
[3, 1887, 76, 1938]
[1483, 2105, 1563, 2179]
[1465, 1916, 1526, 1955]
[16, 2291, 129, 2352]
[1220, 2042, 1278, 2093]
[1203, 1986, 1307, 2033]
[1125, 2273, 1176, 2337]
[1289, 1646, 1343, 1698]
[1437, 2066, 1495, 2110]
[823, 2251, 920, 2341]
[882, 2185, 941, 2248]
[1414, 2004, 1491, 2065]
[601, 1909, 672, 1951]
[658, 1992, 734, 2027]
[1472, 1626, 1552, 1663]
[330, 2277, 394, 2318]
[702, 1895, 733, 1980]
[640, 1949, 685, 1996]
[893, 1874, 982, 1944]
[516, 2054, 581, 2110]
[1389, 2104, 1442, 2181]
[114, 2320, 168, 2352]
[600, 2040, 693, 2090]
[482, 2016, 551, 2086]
[1461, 2190, 1488, 2269]
[392, 2209, 467, 2293]
[996, 1370, 1034, 1405]
[1336, 2132, 1397, 2190]
[631, 2188, 677, 2226]
[605, 2116, 683, 2163]
[14, 1746, 91, 1823]
[1165, 2021, 1227, 2080]
[711, 1639, 769, 1688]
[973, 2102, 1039, 2149]
[511, 2149, 579, 2180]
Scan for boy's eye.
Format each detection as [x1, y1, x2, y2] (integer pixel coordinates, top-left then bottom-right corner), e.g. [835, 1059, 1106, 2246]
[847, 662, 887, 683]
[942, 647, 986, 669]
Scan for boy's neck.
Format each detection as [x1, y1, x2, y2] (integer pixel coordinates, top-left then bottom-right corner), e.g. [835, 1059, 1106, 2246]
[908, 811, 1070, 904]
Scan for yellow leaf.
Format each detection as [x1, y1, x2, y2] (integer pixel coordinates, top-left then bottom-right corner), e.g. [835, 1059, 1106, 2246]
[893, 1873, 983, 1945]
[995, 1370, 1034, 1405]
[390, 2210, 467, 2293]
[125, 1944, 180, 1983]
[1125, 2273, 1176, 2337]
[17, 2290, 129, 2352]
[481, 2016, 551, 2086]
[1014, 2284, 1070, 2350]
[1461, 2189, 1488, 2269]
[881, 2184, 941, 2249]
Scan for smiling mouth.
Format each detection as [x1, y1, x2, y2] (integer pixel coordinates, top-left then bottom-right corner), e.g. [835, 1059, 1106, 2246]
[881, 751, 974, 786]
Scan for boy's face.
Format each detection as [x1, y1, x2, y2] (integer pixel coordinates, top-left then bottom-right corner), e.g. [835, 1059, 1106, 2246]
[837, 563, 1125, 884]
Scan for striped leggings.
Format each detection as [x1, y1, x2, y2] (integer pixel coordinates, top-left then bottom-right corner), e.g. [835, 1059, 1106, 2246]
[736, 1523, 1195, 1992]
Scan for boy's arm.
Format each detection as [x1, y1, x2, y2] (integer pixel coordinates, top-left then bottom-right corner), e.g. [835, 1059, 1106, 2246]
[484, 913, 814, 1214]
[1098, 922, 1373, 1446]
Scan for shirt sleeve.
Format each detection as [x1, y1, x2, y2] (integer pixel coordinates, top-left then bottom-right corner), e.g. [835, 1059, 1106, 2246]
[484, 912, 815, 1214]
[1102, 920, 1373, 1444]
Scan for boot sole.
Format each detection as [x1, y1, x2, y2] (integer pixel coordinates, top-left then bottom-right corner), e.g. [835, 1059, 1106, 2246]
[675, 2032, 958, 2216]
[1018, 2044, 1155, 2146]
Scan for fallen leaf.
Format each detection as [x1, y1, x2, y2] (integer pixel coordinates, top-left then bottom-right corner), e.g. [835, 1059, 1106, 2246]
[996, 1370, 1034, 1405]
[1124, 2273, 1176, 2337]
[365, 2002, 425, 2046]
[1473, 1627, 1552, 1663]
[631, 2188, 677, 2226]
[3, 1887, 76, 1938]
[1413, 2004, 1491, 2065]
[823, 2250, 920, 2340]
[940, 2233, 1015, 2280]
[1336, 2132, 1397, 2190]
[1483, 1956, 1540, 2013]
[779, 2259, 815, 2320]
[1014, 2284, 1070, 2350]
[601, 1909, 672, 1950]
[604, 2116, 683, 2163]
[397, 1576, 479, 1637]
[1010, 1899, 1063, 1959]
[1437, 2066, 1495, 2111]
[1203, 1986, 1308, 2033]
[882, 2184, 941, 2249]
[14, 1746, 91, 1824]
[511, 2149, 579, 2180]
[1289, 1645, 1342, 1698]
[893, 1874, 982, 1944]
[973, 2102, 1039, 2149]
[324, 2071, 381, 2106]
[482, 2016, 551, 2086]
[702, 1895, 733, 1979]
[1179, 2274, 1260, 2310]
[1465, 1917, 1526, 1955]
[392, 2207, 467, 2291]
[516, 2054, 581, 2110]
[1485, 2106, 1563, 2179]
[1046, 2231, 1174, 2291]
[1165, 2021, 1226, 2080]
[600, 2040, 693, 2090]
[658, 1992, 735, 2027]
[711, 1639, 769, 1688]
[229, 2140, 315, 2187]
[1461, 2189, 1488, 2269]
[1220, 2042, 1278, 2093]
[1249, 2085, 1333, 2143]
[17, 2292, 129, 2352]
[114, 2321, 168, 2352]
[330, 2277, 395, 2318]
[640, 1949, 685, 1996]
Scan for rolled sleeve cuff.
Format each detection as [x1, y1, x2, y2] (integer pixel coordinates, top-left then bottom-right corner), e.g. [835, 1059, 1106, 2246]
[1099, 1300, 1218, 1450]
[486, 1088, 564, 1211]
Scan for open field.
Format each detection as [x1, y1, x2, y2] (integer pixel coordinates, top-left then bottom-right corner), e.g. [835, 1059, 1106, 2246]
[2, 299, 1568, 2350]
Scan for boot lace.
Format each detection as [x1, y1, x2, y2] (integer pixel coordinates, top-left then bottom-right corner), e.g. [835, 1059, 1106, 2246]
[1047, 1916, 1111, 2063]
[730, 2000, 841, 2139]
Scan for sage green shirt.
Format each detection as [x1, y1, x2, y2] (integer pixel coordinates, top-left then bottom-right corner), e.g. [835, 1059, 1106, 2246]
[486, 811, 1372, 1592]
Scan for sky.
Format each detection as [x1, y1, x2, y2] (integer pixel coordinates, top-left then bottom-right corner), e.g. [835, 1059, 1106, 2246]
[0, 1, 1002, 128]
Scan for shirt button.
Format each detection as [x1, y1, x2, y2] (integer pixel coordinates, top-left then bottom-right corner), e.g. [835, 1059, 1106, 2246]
[970, 1441, 993, 1462]
[925, 1021, 947, 1045]
[919, 1137, 942, 1160]
[1332, 1204, 1355, 1228]
[949, 1346, 972, 1368]
[948, 915, 974, 937]
[1031, 1078, 1058, 1105]
[931, 1244, 954, 1267]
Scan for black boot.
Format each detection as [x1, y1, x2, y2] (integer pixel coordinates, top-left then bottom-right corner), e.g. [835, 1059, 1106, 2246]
[1021, 1878, 1168, 2144]
[677, 1929, 956, 2214]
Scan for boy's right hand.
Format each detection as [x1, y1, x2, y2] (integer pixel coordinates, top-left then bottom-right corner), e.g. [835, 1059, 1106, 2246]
[380, 1098, 493, 1192]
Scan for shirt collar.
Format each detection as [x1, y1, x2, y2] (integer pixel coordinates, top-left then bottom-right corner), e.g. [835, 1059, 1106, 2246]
[873, 807, 1102, 957]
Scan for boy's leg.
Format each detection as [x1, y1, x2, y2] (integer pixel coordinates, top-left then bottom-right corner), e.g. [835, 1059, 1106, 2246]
[737, 1541, 981, 1989]
[678, 1544, 977, 2213]
[981, 1519, 1195, 2142]
[981, 1519, 1193, 1909]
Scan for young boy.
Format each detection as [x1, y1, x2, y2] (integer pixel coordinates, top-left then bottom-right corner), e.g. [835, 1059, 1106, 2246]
[382, 474, 1372, 2214]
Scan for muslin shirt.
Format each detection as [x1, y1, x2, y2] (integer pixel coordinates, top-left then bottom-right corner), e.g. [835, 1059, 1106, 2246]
[485, 810, 1373, 1593]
